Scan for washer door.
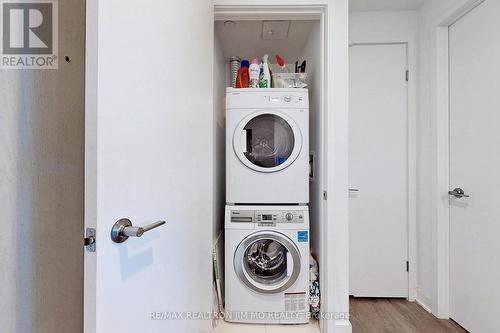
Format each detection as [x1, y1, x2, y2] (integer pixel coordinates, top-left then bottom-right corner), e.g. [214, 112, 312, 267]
[234, 231, 301, 294]
[233, 111, 303, 173]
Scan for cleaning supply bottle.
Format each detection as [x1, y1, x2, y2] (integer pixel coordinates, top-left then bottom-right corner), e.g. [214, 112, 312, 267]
[229, 56, 241, 88]
[275, 54, 289, 73]
[259, 54, 271, 88]
[249, 58, 260, 88]
[259, 60, 264, 85]
[235, 60, 249, 88]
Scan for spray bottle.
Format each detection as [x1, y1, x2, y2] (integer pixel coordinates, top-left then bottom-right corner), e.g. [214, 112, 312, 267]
[259, 54, 271, 88]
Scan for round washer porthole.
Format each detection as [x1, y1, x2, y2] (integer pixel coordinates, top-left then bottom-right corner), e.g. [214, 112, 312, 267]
[234, 231, 301, 294]
[233, 111, 303, 173]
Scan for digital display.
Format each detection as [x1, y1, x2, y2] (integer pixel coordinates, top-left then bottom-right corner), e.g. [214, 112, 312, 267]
[262, 214, 273, 221]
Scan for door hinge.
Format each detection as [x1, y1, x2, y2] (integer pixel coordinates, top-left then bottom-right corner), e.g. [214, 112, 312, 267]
[84, 228, 96, 252]
[323, 190, 328, 200]
[405, 70, 409, 82]
[406, 261, 409, 272]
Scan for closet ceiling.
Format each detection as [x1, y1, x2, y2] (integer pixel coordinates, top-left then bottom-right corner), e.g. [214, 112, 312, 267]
[214, 20, 316, 62]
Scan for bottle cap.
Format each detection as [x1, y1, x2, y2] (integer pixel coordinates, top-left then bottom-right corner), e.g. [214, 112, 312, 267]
[241, 60, 249, 67]
[251, 58, 259, 65]
[276, 54, 285, 67]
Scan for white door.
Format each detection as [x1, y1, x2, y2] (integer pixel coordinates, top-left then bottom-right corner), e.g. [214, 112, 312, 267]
[449, 1, 500, 331]
[349, 44, 408, 297]
[84, 1, 213, 332]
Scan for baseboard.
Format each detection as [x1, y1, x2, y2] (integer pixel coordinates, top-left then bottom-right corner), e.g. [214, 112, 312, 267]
[323, 319, 352, 333]
[415, 298, 432, 313]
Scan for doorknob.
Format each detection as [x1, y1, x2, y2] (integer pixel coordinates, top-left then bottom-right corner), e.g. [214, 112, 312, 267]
[111, 218, 166, 243]
[448, 188, 470, 199]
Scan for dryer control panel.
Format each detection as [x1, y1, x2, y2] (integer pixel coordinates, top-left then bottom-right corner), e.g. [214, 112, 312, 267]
[231, 210, 304, 226]
[226, 88, 309, 109]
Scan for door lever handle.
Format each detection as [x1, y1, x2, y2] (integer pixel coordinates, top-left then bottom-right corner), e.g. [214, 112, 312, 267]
[448, 188, 470, 198]
[349, 188, 360, 192]
[111, 218, 166, 243]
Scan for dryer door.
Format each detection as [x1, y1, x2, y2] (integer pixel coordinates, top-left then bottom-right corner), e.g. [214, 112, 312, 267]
[234, 230, 301, 294]
[233, 111, 303, 173]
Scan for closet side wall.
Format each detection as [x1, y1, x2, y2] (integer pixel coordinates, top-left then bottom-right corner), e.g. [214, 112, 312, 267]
[213, 31, 226, 243]
[301, 21, 324, 262]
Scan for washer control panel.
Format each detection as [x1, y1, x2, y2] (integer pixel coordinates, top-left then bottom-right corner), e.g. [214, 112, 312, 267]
[226, 88, 309, 109]
[267, 95, 303, 104]
[231, 210, 304, 226]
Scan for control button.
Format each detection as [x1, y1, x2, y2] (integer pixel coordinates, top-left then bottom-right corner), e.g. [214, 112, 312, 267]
[285, 213, 294, 221]
[283, 96, 291, 102]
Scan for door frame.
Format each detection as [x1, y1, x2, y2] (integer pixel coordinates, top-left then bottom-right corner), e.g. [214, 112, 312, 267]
[348, 42, 416, 301]
[214, 2, 351, 332]
[433, 0, 486, 319]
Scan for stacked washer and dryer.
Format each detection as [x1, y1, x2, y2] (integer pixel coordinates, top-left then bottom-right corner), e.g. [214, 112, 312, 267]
[225, 88, 310, 324]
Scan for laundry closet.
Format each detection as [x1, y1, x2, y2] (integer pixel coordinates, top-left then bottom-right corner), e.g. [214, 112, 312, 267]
[212, 8, 328, 331]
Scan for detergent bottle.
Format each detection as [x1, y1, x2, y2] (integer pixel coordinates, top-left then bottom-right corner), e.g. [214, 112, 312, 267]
[249, 58, 260, 88]
[235, 60, 250, 88]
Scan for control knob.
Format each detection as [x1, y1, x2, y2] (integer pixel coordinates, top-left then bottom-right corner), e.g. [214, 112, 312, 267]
[285, 213, 294, 221]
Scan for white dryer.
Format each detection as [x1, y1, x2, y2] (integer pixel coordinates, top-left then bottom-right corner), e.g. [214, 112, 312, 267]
[226, 88, 309, 204]
[225, 205, 310, 324]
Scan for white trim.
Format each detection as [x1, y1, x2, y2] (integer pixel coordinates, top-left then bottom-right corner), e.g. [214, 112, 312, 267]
[214, 5, 323, 21]
[348, 41, 418, 302]
[84, 0, 98, 331]
[330, 320, 352, 333]
[433, 0, 486, 320]
[324, 1, 351, 332]
[406, 37, 418, 303]
[416, 298, 433, 313]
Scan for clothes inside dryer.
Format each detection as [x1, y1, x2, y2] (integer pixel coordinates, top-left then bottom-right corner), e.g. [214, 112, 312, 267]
[244, 239, 288, 284]
[243, 113, 295, 168]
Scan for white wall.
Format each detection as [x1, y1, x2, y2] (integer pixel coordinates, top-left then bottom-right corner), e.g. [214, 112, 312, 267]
[349, 10, 418, 301]
[350, 10, 418, 44]
[416, 0, 479, 316]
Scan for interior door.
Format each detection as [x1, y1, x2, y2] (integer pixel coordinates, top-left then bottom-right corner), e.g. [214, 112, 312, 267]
[84, 1, 213, 332]
[449, 1, 500, 331]
[349, 44, 408, 297]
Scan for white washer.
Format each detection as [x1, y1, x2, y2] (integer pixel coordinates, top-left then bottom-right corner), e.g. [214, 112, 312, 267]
[226, 88, 309, 204]
[224, 205, 310, 324]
